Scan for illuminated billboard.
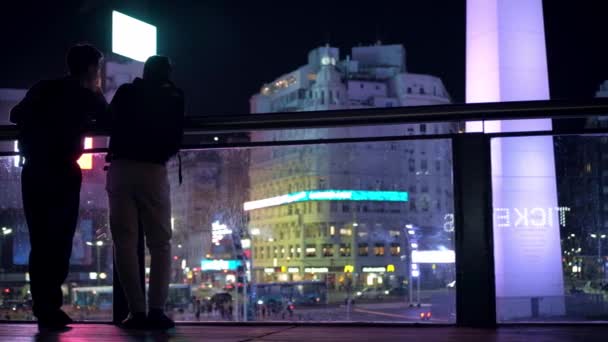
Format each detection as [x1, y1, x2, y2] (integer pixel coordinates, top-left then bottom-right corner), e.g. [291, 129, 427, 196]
[76, 137, 93, 170]
[244, 190, 408, 211]
[411, 250, 455, 264]
[112, 11, 157, 62]
[200, 259, 241, 271]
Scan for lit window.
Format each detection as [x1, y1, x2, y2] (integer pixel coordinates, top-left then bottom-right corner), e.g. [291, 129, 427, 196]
[322, 244, 334, 257]
[305, 245, 317, 257]
[358, 243, 369, 257]
[340, 228, 352, 236]
[374, 243, 385, 256]
[340, 244, 351, 257]
[390, 243, 401, 256]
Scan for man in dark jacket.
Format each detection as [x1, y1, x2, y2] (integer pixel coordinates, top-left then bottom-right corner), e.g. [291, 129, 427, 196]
[106, 55, 184, 329]
[10, 44, 107, 330]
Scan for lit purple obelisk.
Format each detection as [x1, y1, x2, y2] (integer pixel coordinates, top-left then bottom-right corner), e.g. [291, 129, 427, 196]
[466, 0, 565, 320]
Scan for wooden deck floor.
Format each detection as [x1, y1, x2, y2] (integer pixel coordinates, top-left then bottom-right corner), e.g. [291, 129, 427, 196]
[1, 323, 608, 341]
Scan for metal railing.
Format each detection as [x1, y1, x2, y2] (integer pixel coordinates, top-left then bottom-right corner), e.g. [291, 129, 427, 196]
[2, 99, 608, 327]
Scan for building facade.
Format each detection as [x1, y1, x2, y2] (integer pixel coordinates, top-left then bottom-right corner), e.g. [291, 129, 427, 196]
[247, 44, 456, 290]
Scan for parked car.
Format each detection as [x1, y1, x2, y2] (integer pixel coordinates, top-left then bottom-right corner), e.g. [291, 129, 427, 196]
[355, 287, 388, 300]
[386, 287, 408, 297]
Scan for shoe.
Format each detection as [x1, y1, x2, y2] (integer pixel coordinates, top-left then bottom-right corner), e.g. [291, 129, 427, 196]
[147, 309, 175, 330]
[37, 310, 73, 332]
[56, 309, 74, 325]
[120, 312, 148, 329]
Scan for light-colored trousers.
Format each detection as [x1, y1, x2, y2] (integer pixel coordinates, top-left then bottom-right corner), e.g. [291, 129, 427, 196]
[106, 160, 172, 314]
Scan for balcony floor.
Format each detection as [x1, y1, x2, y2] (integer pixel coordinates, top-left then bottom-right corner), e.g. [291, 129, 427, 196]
[2, 323, 608, 341]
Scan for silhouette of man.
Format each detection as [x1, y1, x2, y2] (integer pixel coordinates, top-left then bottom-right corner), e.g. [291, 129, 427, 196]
[10, 44, 107, 330]
[107, 55, 184, 329]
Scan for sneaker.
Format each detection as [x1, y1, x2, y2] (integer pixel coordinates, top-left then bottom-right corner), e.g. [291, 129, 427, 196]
[37, 310, 73, 332]
[120, 312, 148, 329]
[147, 309, 175, 330]
[56, 309, 74, 325]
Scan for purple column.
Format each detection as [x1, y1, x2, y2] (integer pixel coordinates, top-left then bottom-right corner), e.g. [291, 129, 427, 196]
[467, 0, 565, 320]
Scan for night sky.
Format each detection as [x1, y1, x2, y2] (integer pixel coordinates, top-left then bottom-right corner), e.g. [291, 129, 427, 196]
[1, 0, 607, 115]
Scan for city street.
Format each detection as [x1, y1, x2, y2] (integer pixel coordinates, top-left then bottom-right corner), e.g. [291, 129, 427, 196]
[171, 300, 451, 323]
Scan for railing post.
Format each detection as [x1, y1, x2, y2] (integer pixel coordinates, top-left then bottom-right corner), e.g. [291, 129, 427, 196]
[452, 134, 496, 327]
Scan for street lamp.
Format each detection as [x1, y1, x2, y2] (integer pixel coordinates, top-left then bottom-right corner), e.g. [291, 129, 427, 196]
[86, 240, 104, 285]
[590, 233, 607, 277]
[404, 224, 420, 307]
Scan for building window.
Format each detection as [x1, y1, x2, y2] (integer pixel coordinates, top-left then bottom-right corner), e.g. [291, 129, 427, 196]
[435, 160, 441, 172]
[322, 244, 334, 257]
[409, 185, 416, 193]
[407, 87, 412, 94]
[339, 244, 351, 257]
[296, 247, 301, 258]
[358, 243, 369, 256]
[342, 203, 350, 212]
[420, 124, 426, 133]
[421, 160, 428, 171]
[360, 83, 364, 89]
[374, 243, 385, 256]
[408, 158, 415, 172]
[340, 228, 352, 236]
[330, 201, 338, 212]
[410, 199, 417, 211]
[421, 197, 430, 212]
[419, 88, 425, 95]
[289, 245, 294, 258]
[305, 245, 317, 257]
[390, 243, 401, 256]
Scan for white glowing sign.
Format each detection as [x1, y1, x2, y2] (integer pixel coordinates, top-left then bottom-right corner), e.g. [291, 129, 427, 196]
[411, 250, 455, 264]
[287, 267, 300, 273]
[211, 221, 232, 246]
[244, 190, 408, 211]
[494, 207, 570, 228]
[304, 267, 328, 273]
[112, 11, 157, 62]
[77, 137, 93, 170]
[362, 267, 386, 273]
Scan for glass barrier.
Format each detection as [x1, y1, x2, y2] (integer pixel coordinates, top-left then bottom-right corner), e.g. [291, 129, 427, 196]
[492, 134, 608, 322]
[166, 137, 455, 323]
[0, 152, 112, 321]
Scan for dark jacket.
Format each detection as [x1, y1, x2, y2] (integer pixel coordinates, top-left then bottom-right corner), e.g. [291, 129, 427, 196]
[10, 78, 108, 163]
[108, 78, 184, 164]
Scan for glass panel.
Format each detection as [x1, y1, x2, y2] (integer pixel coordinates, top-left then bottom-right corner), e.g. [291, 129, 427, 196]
[492, 134, 608, 322]
[167, 137, 455, 323]
[0, 152, 112, 321]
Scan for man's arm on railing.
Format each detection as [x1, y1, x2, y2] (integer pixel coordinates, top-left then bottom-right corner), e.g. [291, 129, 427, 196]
[9, 82, 45, 125]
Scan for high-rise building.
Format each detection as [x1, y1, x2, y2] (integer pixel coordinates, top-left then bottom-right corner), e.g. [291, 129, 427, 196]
[247, 44, 456, 289]
[555, 81, 608, 282]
